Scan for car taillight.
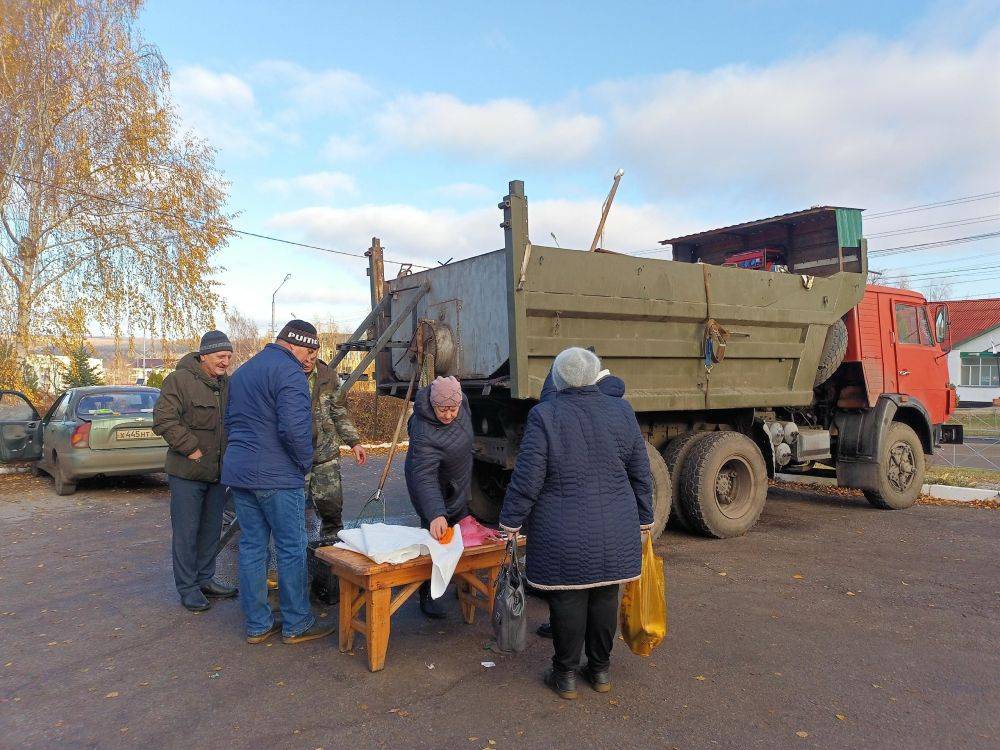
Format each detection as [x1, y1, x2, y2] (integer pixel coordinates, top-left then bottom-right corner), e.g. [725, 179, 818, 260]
[71, 422, 91, 448]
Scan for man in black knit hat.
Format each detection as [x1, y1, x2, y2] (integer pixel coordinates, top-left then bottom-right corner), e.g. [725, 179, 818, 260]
[153, 330, 236, 612]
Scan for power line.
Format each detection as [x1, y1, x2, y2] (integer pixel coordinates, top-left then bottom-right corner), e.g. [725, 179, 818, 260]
[865, 190, 1000, 219]
[869, 230, 1000, 257]
[865, 213, 1000, 239]
[1, 169, 430, 269]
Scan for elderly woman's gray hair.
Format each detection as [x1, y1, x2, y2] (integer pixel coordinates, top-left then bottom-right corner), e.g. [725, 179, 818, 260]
[551, 347, 601, 390]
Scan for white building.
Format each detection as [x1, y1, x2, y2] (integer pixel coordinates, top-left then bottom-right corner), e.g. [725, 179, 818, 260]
[26, 353, 106, 394]
[944, 299, 1000, 407]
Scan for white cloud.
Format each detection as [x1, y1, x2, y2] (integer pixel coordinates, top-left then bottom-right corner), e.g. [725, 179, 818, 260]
[258, 171, 358, 201]
[265, 198, 691, 268]
[375, 93, 603, 163]
[252, 60, 377, 115]
[171, 65, 282, 154]
[322, 134, 370, 162]
[601, 30, 1000, 205]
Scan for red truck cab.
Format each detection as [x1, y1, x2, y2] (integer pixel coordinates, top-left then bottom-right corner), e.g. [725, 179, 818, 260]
[842, 286, 957, 425]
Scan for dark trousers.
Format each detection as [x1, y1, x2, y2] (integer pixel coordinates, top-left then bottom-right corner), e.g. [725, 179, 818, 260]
[548, 584, 620, 674]
[168, 475, 226, 597]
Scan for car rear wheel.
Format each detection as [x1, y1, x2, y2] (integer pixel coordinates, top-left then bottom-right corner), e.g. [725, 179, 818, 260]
[679, 431, 768, 538]
[53, 460, 76, 496]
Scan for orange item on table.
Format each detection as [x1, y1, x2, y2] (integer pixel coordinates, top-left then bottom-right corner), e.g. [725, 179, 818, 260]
[438, 525, 455, 544]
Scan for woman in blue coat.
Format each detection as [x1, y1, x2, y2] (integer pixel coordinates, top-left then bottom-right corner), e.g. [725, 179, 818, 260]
[404, 375, 473, 618]
[500, 348, 653, 699]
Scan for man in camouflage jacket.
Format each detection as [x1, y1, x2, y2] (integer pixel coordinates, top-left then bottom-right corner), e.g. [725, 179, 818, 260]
[303, 352, 366, 536]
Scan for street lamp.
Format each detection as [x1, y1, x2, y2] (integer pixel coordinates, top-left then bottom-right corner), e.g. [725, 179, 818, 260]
[271, 273, 292, 338]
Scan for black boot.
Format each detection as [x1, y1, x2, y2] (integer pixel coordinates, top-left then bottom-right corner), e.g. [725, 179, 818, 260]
[419, 581, 446, 620]
[544, 668, 577, 700]
[582, 664, 612, 693]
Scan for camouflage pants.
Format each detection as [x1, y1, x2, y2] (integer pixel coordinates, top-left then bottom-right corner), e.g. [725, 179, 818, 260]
[308, 457, 345, 536]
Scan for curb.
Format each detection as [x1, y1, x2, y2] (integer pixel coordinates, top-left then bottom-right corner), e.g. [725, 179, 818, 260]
[0, 466, 31, 476]
[776, 473, 1000, 503]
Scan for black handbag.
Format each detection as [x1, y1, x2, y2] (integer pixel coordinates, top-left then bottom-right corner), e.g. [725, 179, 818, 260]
[492, 535, 527, 653]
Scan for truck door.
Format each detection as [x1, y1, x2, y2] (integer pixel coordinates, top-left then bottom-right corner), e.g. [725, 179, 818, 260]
[891, 300, 948, 422]
[0, 390, 44, 462]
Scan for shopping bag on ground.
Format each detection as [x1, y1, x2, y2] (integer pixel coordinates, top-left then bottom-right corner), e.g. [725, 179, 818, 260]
[620, 533, 667, 656]
[492, 535, 527, 652]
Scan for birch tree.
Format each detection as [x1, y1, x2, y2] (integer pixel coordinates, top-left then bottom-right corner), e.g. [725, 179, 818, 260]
[0, 0, 233, 367]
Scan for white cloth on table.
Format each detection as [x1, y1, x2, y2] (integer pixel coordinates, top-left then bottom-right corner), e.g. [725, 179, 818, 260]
[335, 523, 464, 599]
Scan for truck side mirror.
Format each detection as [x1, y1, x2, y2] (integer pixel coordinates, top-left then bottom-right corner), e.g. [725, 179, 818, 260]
[934, 306, 950, 352]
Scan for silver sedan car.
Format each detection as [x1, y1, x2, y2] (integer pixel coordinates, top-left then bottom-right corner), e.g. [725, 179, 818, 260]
[0, 387, 167, 495]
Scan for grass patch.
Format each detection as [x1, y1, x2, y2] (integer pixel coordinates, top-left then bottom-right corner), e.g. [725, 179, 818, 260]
[947, 407, 999, 437]
[925, 465, 1000, 489]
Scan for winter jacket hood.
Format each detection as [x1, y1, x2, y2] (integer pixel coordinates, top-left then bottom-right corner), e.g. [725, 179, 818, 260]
[404, 385, 473, 525]
[152, 352, 228, 483]
[222, 343, 313, 489]
[499, 384, 654, 590]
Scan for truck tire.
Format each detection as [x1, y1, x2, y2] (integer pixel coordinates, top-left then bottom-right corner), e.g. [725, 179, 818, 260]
[814, 318, 848, 386]
[645, 442, 671, 540]
[662, 432, 712, 532]
[679, 431, 768, 538]
[469, 459, 506, 525]
[863, 422, 925, 510]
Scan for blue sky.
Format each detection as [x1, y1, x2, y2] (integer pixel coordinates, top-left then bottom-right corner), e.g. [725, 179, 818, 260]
[140, 0, 1000, 331]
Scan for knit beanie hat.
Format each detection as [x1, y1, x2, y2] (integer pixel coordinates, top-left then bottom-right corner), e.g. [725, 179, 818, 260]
[277, 319, 319, 350]
[430, 376, 463, 407]
[551, 347, 601, 390]
[199, 330, 233, 356]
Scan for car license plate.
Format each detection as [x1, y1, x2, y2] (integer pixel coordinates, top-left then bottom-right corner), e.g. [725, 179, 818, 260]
[116, 428, 155, 441]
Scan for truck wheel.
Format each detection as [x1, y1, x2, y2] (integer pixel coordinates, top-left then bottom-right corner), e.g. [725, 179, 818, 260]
[679, 431, 768, 538]
[53, 461, 76, 496]
[469, 460, 507, 525]
[863, 422, 924, 510]
[814, 318, 848, 386]
[662, 432, 712, 532]
[645, 442, 671, 539]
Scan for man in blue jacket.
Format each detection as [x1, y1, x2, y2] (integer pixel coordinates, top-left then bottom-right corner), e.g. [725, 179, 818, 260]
[223, 320, 335, 645]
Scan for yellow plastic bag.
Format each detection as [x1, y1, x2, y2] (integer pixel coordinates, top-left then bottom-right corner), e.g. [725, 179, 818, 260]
[619, 533, 667, 656]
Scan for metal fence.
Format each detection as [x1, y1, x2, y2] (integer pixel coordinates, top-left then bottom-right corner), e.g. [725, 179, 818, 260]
[935, 407, 1000, 471]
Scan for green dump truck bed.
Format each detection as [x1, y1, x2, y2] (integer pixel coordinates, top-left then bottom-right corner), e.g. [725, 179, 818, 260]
[380, 181, 867, 414]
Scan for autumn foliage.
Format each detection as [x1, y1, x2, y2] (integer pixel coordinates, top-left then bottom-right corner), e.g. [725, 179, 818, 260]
[0, 0, 233, 388]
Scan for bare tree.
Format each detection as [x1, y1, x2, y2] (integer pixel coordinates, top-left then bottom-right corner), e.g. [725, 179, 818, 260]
[0, 0, 233, 366]
[925, 280, 954, 301]
[224, 308, 263, 371]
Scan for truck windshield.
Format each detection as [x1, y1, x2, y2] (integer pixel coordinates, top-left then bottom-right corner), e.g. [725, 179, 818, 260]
[76, 391, 159, 419]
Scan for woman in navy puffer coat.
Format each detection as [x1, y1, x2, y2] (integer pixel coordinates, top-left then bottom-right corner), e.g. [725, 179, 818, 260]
[500, 348, 653, 699]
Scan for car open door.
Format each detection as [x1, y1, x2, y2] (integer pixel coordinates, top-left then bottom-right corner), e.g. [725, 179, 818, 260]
[0, 390, 43, 462]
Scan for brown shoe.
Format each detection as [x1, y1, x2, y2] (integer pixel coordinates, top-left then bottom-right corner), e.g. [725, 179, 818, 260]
[246, 622, 281, 645]
[282, 621, 335, 645]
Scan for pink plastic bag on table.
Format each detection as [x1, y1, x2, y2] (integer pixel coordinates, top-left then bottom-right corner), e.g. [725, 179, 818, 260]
[457, 515, 502, 547]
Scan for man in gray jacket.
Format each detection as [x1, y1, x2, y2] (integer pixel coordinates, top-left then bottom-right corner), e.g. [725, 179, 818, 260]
[153, 330, 235, 612]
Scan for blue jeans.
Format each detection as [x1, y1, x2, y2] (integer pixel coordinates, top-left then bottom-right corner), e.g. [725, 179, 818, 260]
[168, 475, 226, 597]
[232, 487, 314, 638]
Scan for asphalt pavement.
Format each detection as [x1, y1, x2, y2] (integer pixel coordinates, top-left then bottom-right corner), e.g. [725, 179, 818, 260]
[1, 457, 998, 750]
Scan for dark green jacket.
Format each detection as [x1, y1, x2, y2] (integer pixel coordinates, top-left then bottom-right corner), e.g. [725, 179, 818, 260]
[311, 359, 361, 465]
[152, 352, 229, 483]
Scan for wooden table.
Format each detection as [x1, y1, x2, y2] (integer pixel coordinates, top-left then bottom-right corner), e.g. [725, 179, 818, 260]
[314, 538, 524, 672]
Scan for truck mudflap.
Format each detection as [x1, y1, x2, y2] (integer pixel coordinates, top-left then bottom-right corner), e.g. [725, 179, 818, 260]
[833, 394, 934, 491]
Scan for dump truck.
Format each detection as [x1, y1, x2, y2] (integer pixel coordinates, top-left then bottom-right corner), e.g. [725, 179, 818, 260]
[334, 181, 962, 539]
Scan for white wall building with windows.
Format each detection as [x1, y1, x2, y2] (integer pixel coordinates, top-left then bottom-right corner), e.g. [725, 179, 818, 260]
[948, 327, 1000, 406]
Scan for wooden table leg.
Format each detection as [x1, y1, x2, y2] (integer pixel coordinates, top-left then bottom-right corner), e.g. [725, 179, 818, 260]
[484, 564, 500, 617]
[339, 579, 357, 653]
[366, 588, 391, 672]
[457, 577, 476, 624]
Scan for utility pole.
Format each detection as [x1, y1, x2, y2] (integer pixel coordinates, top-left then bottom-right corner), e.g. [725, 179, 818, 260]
[271, 273, 292, 339]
